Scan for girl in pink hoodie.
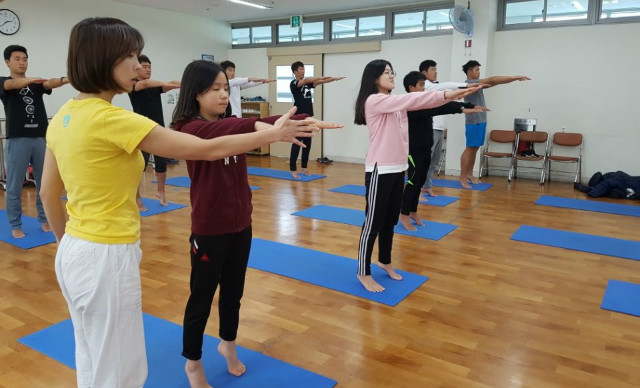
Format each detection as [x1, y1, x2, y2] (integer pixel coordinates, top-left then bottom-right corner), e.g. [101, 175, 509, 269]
[353, 59, 480, 293]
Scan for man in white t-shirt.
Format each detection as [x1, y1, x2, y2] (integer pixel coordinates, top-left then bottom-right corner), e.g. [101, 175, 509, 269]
[419, 60, 468, 197]
[221, 60, 274, 118]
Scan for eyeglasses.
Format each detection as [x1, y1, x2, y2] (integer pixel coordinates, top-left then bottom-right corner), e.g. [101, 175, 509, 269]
[383, 70, 396, 77]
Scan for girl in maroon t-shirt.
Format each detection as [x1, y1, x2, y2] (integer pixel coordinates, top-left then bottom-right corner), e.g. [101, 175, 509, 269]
[171, 60, 340, 387]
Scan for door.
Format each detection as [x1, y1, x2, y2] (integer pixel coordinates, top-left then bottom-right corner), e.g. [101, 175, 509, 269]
[268, 54, 323, 160]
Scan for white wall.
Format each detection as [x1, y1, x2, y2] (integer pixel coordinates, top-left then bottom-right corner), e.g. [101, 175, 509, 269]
[488, 22, 640, 177]
[323, 34, 455, 163]
[0, 0, 231, 127]
[229, 21, 639, 180]
[227, 47, 271, 100]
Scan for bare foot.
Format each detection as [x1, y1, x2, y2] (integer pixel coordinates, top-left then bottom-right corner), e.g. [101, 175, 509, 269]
[378, 263, 403, 280]
[399, 214, 417, 231]
[301, 168, 309, 176]
[459, 178, 472, 189]
[357, 274, 385, 292]
[41, 223, 52, 232]
[136, 197, 148, 212]
[218, 340, 246, 377]
[291, 171, 301, 179]
[409, 212, 424, 227]
[156, 192, 168, 206]
[11, 229, 25, 239]
[185, 360, 212, 388]
[424, 188, 437, 197]
[466, 175, 478, 184]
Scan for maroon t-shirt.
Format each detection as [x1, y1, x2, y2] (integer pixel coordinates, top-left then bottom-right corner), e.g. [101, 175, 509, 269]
[174, 114, 307, 235]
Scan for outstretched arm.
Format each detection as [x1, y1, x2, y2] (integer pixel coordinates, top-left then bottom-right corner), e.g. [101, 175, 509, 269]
[43, 77, 70, 90]
[296, 76, 329, 87]
[162, 80, 181, 93]
[134, 79, 180, 92]
[2, 77, 47, 90]
[478, 75, 530, 87]
[138, 107, 319, 160]
[237, 78, 275, 90]
[312, 76, 345, 87]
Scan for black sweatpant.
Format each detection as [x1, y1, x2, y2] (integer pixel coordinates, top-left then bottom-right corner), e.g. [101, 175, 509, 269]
[182, 226, 252, 361]
[142, 150, 168, 173]
[357, 167, 405, 276]
[400, 153, 431, 215]
[289, 137, 312, 171]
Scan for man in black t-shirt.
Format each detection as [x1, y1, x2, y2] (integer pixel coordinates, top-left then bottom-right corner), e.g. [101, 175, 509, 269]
[128, 54, 180, 208]
[288, 61, 344, 179]
[0, 45, 69, 238]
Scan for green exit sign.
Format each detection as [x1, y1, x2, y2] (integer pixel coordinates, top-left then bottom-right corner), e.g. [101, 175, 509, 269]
[290, 15, 303, 28]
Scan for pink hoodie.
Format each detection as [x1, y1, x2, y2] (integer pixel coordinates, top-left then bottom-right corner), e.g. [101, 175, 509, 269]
[364, 90, 448, 173]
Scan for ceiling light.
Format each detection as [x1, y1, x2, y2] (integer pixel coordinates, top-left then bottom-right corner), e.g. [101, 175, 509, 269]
[227, 0, 272, 10]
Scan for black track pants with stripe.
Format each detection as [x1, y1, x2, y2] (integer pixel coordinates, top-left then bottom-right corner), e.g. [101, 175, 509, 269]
[401, 154, 431, 215]
[357, 167, 405, 276]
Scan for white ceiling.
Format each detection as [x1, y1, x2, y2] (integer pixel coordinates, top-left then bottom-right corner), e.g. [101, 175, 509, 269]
[113, 0, 437, 23]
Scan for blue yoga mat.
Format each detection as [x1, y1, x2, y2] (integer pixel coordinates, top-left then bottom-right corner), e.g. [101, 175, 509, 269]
[0, 210, 56, 249]
[431, 179, 492, 191]
[292, 205, 456, 241]
[511, 225, 640, 261]
[249, 238, 428, 306]
[140, 198, 187, 217]
[162, 176, 260, 191]
[18, 313, 336, 388]
[247, 167, 325, 182]
[535, 195, 640, 217]
[328, 184, 459, 207]
[601, 279, 640, 317]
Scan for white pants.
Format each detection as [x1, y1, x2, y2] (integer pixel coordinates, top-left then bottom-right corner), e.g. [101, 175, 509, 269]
[55, 234, 147, 388]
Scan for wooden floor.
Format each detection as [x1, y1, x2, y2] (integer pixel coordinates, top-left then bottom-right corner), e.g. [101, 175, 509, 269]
[1, 156, 639, 388]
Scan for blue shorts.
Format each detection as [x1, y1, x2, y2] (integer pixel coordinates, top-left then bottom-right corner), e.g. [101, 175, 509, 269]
[465, 122, 487, 147]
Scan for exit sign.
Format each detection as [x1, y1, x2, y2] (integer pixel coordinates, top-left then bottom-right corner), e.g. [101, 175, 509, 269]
[290, 15, 302, 28]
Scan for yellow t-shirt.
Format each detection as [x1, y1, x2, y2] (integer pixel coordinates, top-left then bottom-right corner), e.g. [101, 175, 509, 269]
[47, 98, 158, 244]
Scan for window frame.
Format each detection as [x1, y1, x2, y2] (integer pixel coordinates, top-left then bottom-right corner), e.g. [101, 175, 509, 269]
[498, 0, 640, 30]
[230, 1, 454, 48]
[597, 0, 640, 24]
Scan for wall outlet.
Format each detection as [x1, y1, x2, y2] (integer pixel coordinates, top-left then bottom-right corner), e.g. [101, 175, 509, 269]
[561, 125, 567, 132]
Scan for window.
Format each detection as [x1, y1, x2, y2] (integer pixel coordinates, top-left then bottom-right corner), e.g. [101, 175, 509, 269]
[501, 0, 594, 27]
[232, 28, 250, 45]
[302, 21, 324, 41]
[358, 15, 385, 36]
[505, 0, 544, 24]
[393, 11, 424, 34]
[278, 24, 300, 42]
[600, 0, 640, 20]
[546, 0, 589, 22]
[251, 26, 272, 44]
[276, 65, 315, 103]
[426, 8, 455, 30]
[231, 2, 456, 47]
[332, 18, 356, 39]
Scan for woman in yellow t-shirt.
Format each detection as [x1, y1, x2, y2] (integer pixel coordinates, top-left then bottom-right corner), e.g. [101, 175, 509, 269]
[39, 17, 318, 388]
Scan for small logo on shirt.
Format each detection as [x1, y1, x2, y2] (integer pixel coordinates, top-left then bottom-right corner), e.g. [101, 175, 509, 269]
[63, 115, 71, 128]
[200, 253, 210, 262]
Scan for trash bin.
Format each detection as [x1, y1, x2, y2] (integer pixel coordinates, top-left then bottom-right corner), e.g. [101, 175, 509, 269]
[514, 118, 536, 133]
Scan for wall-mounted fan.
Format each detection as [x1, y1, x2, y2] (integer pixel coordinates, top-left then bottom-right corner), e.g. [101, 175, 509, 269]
[449, 2, 474, 55]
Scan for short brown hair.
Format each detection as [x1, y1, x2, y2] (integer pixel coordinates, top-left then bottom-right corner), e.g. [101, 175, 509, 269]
[67, 17, 144, 93]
